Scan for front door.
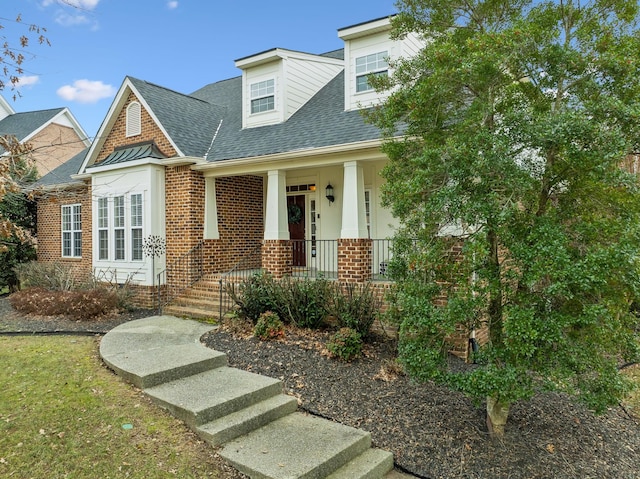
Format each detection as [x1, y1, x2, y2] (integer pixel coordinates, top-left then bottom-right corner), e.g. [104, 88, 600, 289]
[287, 195, 306, 266]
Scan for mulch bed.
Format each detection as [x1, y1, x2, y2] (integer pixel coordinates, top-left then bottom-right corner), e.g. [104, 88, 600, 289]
[2, 296, 639, 479]
[201, 320, 640, 479]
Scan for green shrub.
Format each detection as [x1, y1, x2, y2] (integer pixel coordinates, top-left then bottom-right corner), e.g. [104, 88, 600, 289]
[326, 327, 363, 361]
[329, 282, 381, 337]
[227, 272, 281, 323]
[254, 311, 285, 340]
[278, 277, 332, 329]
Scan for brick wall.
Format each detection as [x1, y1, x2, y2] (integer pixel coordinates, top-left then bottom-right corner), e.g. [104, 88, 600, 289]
[96, 92, 176, 162]
[337, 238, 373, 283]
[203, 176, 264, 272]
[165, 165, 205, 280]
[30, 124, 87, 178]
[35, 183, 93, 282]
[262, 240, 292, 278]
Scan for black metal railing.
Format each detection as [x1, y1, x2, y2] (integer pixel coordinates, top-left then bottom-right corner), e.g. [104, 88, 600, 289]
[371, 238, 394, 281]
[218, 244, 264, 319]
[156, 240, 204, 313]
[289, 239, 338, 279]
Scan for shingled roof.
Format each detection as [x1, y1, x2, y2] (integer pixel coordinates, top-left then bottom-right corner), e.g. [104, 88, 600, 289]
[0, 108, 65, 154]
[32, 147, 88, 189]
[116, 47, 381, 164]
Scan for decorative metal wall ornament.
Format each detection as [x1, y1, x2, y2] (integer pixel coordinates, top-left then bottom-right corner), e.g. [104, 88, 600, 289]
[143, 235, 166, 286]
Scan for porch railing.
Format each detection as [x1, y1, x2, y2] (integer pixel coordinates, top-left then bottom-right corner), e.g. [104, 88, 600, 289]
[156, 240, 204, 313]
[371, 238, 394, 281]
[290, 239, 338, 279]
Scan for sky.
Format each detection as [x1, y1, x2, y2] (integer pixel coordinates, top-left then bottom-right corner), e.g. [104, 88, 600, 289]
[4, 0, 396, 138]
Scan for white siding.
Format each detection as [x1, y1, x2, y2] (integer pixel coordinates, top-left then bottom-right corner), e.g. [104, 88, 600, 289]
[284, 57, 343, 120]
[91, 163, 166, 285]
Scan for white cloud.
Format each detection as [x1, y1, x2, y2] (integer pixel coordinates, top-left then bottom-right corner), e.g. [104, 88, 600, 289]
[15, 76, 40, 88]
[56, 79, 115, 104]
[42, 0, 100, 9]
[54, 12, 90, 26]
[167, 1, 179, 9]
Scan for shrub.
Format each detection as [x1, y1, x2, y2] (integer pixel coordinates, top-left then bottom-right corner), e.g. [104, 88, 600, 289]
[227, 272, 281, 323]
[13, 261, 80, 291]
[254, 311, 285, 340]
[278, 277, 332, 329]
[326, 327, 363, 361]
[329, 282, 381, 337]
[9, 287, 119, 320]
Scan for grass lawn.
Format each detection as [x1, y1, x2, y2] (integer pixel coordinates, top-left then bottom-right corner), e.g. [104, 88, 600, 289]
[0, 335, 227, 479]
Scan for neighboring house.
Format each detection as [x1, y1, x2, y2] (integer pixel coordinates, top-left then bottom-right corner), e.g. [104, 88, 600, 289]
[35, 16, 424, 311]
[0, 95, 90, 177]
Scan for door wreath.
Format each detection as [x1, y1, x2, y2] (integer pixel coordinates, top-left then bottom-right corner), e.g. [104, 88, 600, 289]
[288, 203, 303, 224]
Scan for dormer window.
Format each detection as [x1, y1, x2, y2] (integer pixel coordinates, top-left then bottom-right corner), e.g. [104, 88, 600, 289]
[355, 51, 388, 92]
[250, 79, 275, 114]
[126, 101, 141, 137]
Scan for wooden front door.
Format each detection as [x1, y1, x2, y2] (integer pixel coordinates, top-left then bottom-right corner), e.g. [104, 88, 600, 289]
[287, 195, 306, 267]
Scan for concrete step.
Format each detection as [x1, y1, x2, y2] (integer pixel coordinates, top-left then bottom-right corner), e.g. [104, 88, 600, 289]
[145, 366, 285, 427]
[99, 315, 223, 388]
[197, 394, 299, 446]
[328, 449, 394, 479]
[220, 412, 392, 479]
[103, 343, 228, 389]
[163, 303, 220, 320]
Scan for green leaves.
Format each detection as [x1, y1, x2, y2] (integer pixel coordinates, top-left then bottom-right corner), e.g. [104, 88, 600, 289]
[370, 0, 640, 419]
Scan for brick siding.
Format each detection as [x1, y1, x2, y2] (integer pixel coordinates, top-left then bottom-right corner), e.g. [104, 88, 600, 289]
[35, 183, 93, 282]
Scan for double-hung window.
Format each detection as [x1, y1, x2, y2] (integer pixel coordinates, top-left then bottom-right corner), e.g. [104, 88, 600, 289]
[355, 51, 388, 93]
[130, 193, 143, 261]
[96, 193, 144, 262]
[98, 198, 109, 260]
[61, 204, 82, 258]
[113, 196, 125, 261]
[250, 79, 275, 114]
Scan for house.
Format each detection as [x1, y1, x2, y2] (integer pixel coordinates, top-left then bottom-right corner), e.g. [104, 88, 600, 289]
[35, 16, 425, 312]
[0, 95, 90, 177]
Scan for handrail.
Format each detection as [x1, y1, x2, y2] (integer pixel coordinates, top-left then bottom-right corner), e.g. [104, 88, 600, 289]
[218, 243, 263, 319]
[156, 240, 205, 313]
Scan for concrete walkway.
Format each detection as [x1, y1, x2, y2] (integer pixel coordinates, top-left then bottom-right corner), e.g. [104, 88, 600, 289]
[100, 316, 399, 479]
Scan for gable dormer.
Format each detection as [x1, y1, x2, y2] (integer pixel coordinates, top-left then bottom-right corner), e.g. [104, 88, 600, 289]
[339, 16, 424, 111]
[235, 49, 343, 129]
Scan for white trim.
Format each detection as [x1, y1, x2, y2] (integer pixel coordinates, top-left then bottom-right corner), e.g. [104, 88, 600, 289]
[61, 203, 82, 258]
[203, 177, 220, 240]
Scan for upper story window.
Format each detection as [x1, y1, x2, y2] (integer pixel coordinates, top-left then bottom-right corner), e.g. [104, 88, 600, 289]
[250, 79, 275, 114]
[355, 51, 388, 93]
[61, 204, 82, 258]
[126, 101, 142, 137]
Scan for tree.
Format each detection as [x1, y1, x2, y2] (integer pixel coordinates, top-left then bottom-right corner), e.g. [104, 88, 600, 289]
[368, 0, 640, 436]
[0, 15, 50, 287]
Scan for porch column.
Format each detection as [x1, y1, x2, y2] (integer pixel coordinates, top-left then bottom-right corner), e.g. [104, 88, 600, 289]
[338, 161, 372, 283]
[263, 170, 291, 278]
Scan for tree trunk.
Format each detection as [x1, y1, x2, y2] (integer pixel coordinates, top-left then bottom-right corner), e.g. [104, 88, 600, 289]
[486, 396, 510, 437]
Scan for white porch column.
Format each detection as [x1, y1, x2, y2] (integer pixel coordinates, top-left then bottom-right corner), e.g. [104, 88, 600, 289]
[203, 177, 219, 240]
[264, 169, 290, 240]
[340, 161, 368, 238]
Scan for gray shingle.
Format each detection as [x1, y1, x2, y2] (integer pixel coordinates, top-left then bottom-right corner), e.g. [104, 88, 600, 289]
[32, 147, 88, 188]
[0, 108, 65, 154]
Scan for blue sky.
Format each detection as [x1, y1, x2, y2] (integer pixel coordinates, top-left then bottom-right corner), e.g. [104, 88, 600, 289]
[5, 0, 395, 138]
